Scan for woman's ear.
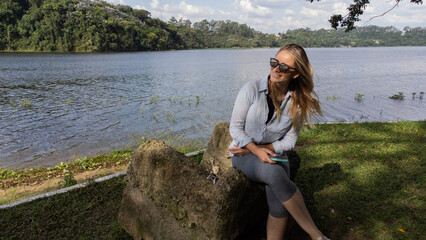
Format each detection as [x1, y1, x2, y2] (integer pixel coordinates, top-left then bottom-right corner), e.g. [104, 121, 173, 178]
[292, 73, 299, 79]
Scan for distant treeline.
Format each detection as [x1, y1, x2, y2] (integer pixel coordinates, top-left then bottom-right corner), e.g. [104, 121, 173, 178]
[1, 0, 425, 52]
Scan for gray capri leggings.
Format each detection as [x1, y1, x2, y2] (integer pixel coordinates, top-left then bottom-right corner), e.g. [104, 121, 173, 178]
[232, 153, 297, 218]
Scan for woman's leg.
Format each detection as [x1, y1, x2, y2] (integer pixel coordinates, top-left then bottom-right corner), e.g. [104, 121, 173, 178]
[233, 154, 326, 240]
[232, 154, 295, 238]
[282, 189, 323, 239]
[266, 214, 288, 240]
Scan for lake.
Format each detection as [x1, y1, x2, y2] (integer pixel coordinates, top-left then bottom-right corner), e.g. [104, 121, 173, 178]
[1, 47, 425, 169]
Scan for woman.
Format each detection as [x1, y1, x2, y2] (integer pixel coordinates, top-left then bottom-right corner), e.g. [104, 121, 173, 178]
[229, 44, 329, 240]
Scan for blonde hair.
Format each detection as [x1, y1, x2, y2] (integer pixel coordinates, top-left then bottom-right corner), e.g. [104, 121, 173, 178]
[269, 43, 322, 129]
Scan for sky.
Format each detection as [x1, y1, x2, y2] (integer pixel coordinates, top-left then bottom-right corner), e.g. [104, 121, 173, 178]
[105, 0, 426, 33]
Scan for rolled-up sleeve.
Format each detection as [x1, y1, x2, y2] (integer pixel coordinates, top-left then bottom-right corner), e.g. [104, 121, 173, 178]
[272, 126, 300, 155]
[229, 83, 254, 148]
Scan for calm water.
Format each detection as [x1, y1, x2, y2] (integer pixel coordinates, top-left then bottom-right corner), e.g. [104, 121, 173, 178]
[1, 47, 425, 169]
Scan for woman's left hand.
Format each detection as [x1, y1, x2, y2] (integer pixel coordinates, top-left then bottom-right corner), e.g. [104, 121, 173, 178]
[229, 144, 250, 156]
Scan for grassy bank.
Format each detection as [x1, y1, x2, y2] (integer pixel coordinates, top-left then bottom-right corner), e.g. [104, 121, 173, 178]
[0, 134, 204, 205]
[0, 121, 424, 239]
[295, 121, 425, 239]
[0, 150, 133, 205]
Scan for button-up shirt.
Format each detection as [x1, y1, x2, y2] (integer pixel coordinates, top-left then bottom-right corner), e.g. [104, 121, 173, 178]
[229, 77, 299, 156]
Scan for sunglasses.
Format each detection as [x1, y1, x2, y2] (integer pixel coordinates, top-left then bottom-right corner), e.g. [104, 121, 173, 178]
[270, 58, 296, 73]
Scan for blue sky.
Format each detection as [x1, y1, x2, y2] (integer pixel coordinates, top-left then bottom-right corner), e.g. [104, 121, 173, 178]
[105, 0, 426, 33]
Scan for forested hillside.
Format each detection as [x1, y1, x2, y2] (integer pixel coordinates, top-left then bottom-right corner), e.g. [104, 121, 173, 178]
[1, 0, 425, 52]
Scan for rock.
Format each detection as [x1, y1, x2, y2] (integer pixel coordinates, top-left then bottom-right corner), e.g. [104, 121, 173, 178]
[200, 122, 233, 176]
[118, 139, 267, 240]
[118, 122, 301, 239]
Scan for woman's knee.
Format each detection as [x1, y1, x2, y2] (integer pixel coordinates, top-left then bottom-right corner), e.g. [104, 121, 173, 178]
[268, 166, 290, 186]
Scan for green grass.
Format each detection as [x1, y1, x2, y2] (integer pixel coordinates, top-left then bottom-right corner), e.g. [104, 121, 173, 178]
[0, 121, 424, 239]
[0, 176, 132, 240]
[295, 121, 425, 239]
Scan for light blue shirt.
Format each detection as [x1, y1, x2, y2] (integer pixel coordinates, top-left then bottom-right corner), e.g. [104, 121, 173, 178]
[229, 77, 299, 156]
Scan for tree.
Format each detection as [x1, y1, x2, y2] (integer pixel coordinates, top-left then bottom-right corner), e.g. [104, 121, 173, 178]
[310, 0, 424, 32]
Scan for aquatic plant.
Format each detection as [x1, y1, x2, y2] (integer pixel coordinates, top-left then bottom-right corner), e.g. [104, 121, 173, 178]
[389, 92, 405, 100]
[150, 95, 159, 104]
[18, 98, 31, 108]
[420, 92, 424, 99]
[354, 93, 364, 102]
[9, 100, 16, 108]
[326, 96, 341, 100]
[412, 93, 416, 99]
[195, 96, 200, 105]
[153, 112, 159, 120]
[166, 111, 175, 121]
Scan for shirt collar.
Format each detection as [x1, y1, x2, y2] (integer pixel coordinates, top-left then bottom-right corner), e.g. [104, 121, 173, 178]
[261, 75, 292, 100]
[260, 76, 269, 94]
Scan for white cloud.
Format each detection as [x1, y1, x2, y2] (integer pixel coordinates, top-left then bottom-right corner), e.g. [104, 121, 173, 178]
[332, 2, 347, 15]
[150, 0, 159, 9]
[256, 0, 292, 8]
[283, 9, 295, 16]
[234, 0, 272, 17]
[107, 0, 124, 4]
[300, 7, 327, 18]
[133, 5, 147, 10]
[150, 1, 217, 23]
[103, 0, 425, 32]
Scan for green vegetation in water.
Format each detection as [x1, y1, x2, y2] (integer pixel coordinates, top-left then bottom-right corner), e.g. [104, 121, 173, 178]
[153, 112, 159, 121]
[326, 96, 342, 100]
[389, 92, 405, 100]
[354, 93, 364, 102]
[166, 111, 176, 121]
[150, 95, 159, 104]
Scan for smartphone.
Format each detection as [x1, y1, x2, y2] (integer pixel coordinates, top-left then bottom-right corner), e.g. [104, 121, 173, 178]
[269, 155, 288, 162]
[269, 154, 290, 178]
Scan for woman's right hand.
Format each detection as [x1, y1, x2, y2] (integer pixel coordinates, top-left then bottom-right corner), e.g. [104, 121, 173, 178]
[245, 142, 276, 164]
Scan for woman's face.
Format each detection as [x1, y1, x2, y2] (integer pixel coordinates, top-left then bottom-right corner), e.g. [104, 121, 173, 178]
[270, 50, 299, 85]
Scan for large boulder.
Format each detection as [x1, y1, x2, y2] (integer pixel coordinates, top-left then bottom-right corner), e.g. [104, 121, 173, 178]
[118, 140, 267, 240]
[200, 122, 233, 175]
[118, 122, 301, 239]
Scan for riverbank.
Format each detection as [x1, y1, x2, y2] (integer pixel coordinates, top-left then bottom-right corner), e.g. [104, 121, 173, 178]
[0, 121, 424, 239]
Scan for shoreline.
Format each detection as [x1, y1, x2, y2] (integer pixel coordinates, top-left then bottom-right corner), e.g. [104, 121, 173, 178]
[2, 120, 421, 171]
[0, 148, 204, 206]
[1, 45, 426, 54]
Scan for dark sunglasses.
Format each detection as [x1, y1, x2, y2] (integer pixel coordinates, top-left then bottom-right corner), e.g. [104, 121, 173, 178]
[270, 58, 296, 73]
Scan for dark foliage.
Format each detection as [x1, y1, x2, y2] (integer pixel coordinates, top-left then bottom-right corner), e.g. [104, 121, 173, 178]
[0, 0, 425, 52]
